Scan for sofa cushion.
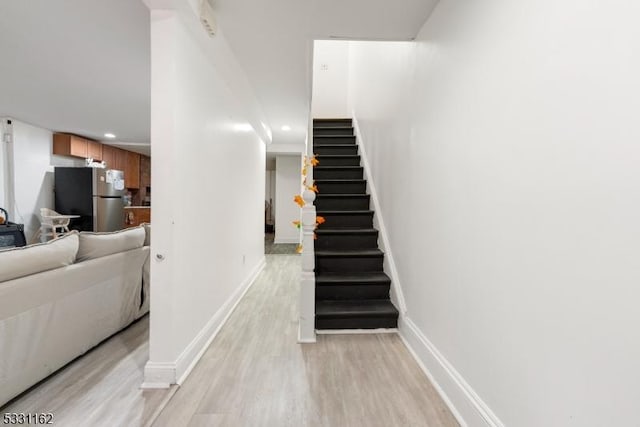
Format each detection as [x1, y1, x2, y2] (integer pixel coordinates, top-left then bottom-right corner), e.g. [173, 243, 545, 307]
[142, 223, 151, 246]
[77, 226, 145, 262]
[0, 231, 79, 282]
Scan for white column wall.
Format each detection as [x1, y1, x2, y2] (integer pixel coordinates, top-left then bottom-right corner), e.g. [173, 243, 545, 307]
[347, 1, 640, 425]
[274, 155, 301, 244]
[0, 119, 8, 214]
[146, 5, 266, 385]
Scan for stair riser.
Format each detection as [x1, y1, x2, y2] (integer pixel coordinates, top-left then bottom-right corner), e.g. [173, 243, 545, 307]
[316, 156, 361, 166]
[316, 255, 384, 273]
[318, 213, 374, 229]
[314, 168, 363, 180]
[315, 181, 366, 194]
[315, 317, 398, 329]
[314, 146, 358, 156]
[315, 197, 370, 210]
[314, 128, 354, 136]
[315, 234, 378, 250]
[313, 120, 352, 128]
[316, 284, 390, 300]
[314, 136, 356, 145]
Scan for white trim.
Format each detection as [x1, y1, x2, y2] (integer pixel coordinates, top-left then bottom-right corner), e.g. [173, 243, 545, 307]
[273, 237, 299, 244]
[142, 256, 266, 388]
[297, 330, 317, 344]
[351, 115, 407, 315]
[141, 362, 175, 389]
[400, 317, 505, 427]
[175, 256, 266, 384]
[316, 328, 398, 335]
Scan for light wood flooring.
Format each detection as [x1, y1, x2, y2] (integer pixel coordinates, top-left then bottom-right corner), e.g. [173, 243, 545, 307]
[154, 255, 458, 427]
[1, 315, 174, 426]
[2, 255, 458, 427]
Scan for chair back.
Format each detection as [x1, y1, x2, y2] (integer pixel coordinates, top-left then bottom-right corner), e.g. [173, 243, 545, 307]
[40, 208, 71, 228]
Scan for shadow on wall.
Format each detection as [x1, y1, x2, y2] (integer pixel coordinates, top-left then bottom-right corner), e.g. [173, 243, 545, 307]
[25, 171, 54, 244]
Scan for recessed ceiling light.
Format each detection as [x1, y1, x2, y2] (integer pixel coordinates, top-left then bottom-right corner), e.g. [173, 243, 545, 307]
[104, 133, 116, 139]
[281, 125, 291, 131]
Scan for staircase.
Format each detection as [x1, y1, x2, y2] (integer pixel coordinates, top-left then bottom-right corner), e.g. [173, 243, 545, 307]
[313, 118, 399, 330]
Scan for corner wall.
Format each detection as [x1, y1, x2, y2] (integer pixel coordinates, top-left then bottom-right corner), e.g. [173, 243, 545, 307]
[1, 119, 84, 242]
[347, 1, 640, 425]
[274, 155, 301, 244]
[145, 4, 267, 386]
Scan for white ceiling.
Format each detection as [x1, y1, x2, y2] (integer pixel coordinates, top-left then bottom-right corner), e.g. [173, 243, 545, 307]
[0, 0, 150, 144]
[0, 0, 438, 149]
[214, 0, 439, 146]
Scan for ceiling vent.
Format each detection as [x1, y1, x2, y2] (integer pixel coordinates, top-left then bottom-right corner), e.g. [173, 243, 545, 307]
[200, 0, 217, 37]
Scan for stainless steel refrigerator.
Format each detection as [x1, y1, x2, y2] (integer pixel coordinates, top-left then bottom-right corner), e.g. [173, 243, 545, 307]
[54, 167, 126, 232]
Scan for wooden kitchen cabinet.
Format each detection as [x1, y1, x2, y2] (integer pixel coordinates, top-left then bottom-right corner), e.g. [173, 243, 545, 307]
[53, 133, 88, 158]
[102, 144, 116, 169]
[140, 156, 151, 188]
[125, 151, 141, 189]
[114, 148, 127, 172]
[124, 207, 151, 228]
[87, 140, 103, 161]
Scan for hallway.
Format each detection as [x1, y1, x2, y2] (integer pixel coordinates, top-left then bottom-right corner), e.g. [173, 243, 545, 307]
[154, 254, 457, 426]
[1, 254, 457, 426]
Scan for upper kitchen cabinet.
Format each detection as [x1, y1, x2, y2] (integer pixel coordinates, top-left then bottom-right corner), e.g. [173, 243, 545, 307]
[125, 151, 141, 189]
[53, 133, 102, 161]
[102, 144, 116, 169]
[87, 140, 103, 161]
[53, 133, 88, 158]
[114, 147, 127, 172]
[140, 155, 151, 189]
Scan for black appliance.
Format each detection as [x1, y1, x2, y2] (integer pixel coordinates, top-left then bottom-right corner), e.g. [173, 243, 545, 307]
[54, 167, 126, 232]
[0, 207, 26, 248]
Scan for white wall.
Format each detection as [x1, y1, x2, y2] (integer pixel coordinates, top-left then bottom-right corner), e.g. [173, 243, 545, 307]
[347, 1, 640, 425]
[146, 3, 266, 386]
[265, 170, 275, 225]
[274, 155, 301, 244]
[0, 119, 8, 212]
[4, 119, 83, 242]
[311, 40, 350, 118]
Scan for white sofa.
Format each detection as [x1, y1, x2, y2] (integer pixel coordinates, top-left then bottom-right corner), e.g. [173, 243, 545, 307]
[0, 226, 151, 407]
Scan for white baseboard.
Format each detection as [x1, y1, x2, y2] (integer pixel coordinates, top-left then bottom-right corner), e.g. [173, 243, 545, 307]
[142, 256, 266, 388]
[141, 362, 175, 389]
[399, 317, 504, 427]
[316, 328, 398, 335]
[351, 115, 407, 315]
[175, 256, 266, 384]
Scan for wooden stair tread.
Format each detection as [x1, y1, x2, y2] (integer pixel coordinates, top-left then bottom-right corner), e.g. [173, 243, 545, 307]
[316, 210, 373, 214]
[316, 300, 399, 318]
[315, 249, 383, 257]
[316, 272, 391, 285]
[315, 228, 377, 235]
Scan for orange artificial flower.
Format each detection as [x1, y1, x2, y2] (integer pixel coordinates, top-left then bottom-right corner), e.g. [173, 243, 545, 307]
[302, 166, 308, 176]
[316, 216, 326, 225]
[310, 155, 320, 166]
[296, 244, 303, 254]
[307, 184, 319, 193]
[292, 220, 301, 229]
[294, 194, 305, 207]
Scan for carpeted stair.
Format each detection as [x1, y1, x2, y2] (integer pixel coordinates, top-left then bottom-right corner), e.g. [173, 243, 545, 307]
[313, 118, 399, 330]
